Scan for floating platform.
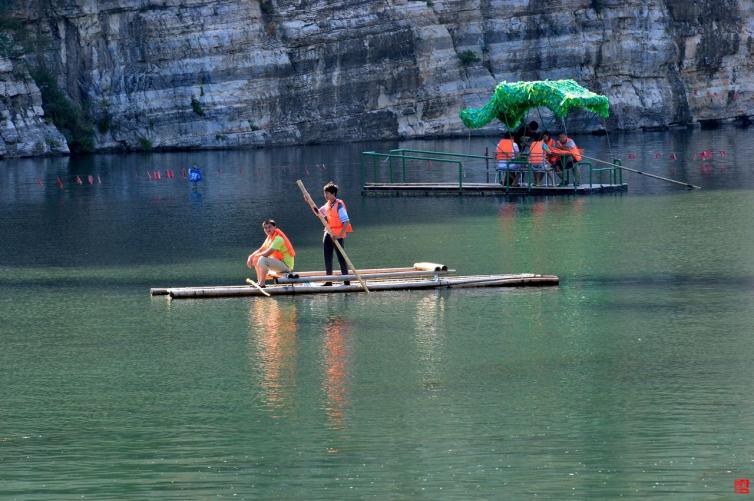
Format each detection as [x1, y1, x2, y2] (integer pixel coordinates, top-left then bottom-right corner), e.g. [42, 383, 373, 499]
[362, 182, 628, 196]
[151, 263, 559, 299]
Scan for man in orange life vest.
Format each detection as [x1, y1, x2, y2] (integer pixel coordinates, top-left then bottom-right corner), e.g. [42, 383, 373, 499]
[319, 181, 352, 286]
[550, 132, 583, 186]
[246, 219, 296, 287]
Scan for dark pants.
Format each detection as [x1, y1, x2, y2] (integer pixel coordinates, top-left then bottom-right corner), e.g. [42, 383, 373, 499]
[323, 234, 348, 276]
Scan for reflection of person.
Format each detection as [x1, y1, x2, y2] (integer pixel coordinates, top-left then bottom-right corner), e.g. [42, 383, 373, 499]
[495, 131, 521, 186]
[246, 219, 295, 286]
[319, 182, 352, 286]
[248, 300, 298, 411]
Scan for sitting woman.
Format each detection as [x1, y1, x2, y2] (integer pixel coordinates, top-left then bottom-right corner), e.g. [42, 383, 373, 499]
[495, 131, 521, 186]
[525, 132, 552, 186]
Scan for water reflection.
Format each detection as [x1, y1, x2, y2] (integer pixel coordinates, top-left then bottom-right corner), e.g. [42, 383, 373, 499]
[321, 315, 351, 430]
[248, 299, 298, 416]
[414, 294, 446, 392]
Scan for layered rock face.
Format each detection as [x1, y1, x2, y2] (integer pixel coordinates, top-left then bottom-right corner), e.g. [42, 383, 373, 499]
[1, 0, 752, 156]
[0, 55, 68, 157]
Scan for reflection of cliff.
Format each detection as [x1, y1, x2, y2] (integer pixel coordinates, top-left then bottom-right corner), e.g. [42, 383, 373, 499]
[248, 300, 298, 414]
[322, 317, 351, 430]
[3, 1, 752, 157]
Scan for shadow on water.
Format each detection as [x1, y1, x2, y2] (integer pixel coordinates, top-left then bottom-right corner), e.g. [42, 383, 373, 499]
[573, 273, 754, 290]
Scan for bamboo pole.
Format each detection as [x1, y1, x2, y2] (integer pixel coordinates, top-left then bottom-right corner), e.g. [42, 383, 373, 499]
[296, 180, 370, 293]
[274, 269, 452, 284]
[245, 278, 271, 297]
[580, 154, 701, 189]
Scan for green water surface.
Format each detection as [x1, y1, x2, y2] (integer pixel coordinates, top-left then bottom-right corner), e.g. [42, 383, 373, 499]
[1, 129, 753, 499]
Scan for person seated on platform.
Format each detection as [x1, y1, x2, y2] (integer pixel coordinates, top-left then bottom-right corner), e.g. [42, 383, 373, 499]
[541, 131, 561, 184]
[551, 132, 583, 186]
[246, 219, 296, 287]
[525, 132, 552, 186]
[495, 131, 521, 186]
[513, 120, 539, 151]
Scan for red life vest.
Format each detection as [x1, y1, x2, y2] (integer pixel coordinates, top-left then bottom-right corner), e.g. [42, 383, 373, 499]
[545, 137, 559, 163]
[496, 138, 515, 161]
[528, 140, 545, 164]
[264, 228, 296, 262]
[322, 199, 352, 236]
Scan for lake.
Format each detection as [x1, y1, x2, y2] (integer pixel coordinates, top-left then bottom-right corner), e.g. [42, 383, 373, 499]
[1, 126, 754, 499]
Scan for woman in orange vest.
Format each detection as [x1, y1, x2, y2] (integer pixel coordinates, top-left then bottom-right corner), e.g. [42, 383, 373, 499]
[246, 219, 296, 286]
[319, 181, 352, 286]
[525, 132, 553, 186]
[495, 131, 521, 186]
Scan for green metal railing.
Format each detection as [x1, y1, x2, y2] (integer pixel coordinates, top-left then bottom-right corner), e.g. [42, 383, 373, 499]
[389, 148, 494, 183]
[361, 148, 626, 193]
[586, 159, 623, 186]
[361, 151, 465, 190]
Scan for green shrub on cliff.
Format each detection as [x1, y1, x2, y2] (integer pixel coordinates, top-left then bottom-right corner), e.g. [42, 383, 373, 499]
[30, 67, 95, 153]
[191, 96, 205, 116]
[457, 50, 481, 66]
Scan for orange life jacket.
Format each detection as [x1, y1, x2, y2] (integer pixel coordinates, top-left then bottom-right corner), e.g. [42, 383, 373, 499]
[557, 137, 582, 162]
[528, 140, 545, 164]
[264, 228, 296, 262]
[323, 199, 353, 237]
[496, 138, 515, 161]
[545, 137, 559, 163]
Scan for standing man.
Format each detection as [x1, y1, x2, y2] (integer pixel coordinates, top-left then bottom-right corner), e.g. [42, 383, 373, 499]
[319, 182, 352, 286]
[246, 219, 296, 287]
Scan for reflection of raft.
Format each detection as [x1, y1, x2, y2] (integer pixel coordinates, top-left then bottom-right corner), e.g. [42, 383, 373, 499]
[150, 263, 559, 299]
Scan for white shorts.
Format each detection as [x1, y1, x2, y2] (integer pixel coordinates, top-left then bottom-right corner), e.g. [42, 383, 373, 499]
[497, 161, 517, 171]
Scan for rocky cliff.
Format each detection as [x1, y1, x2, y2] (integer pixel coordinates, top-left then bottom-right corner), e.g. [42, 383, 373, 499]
[0, 0, 752, 157]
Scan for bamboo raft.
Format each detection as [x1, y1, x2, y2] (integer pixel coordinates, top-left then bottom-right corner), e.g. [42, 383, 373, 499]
[150, 263, 559, 299]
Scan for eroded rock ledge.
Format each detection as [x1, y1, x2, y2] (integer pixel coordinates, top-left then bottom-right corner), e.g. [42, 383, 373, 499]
[1, 0, 751, 157]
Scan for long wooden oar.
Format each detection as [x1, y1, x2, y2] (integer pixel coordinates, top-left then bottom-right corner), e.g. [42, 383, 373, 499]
[580, 154, 701, 189]
[296, 180, 370, 293]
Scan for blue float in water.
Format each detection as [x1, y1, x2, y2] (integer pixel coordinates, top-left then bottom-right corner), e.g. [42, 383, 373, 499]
[188, 166, 203, 183]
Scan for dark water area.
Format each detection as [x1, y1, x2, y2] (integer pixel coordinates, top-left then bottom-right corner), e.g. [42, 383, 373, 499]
[1, 126, 754, 499]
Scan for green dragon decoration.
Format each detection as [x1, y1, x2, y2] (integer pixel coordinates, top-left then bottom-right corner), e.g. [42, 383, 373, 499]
[459, 79, 610, 130]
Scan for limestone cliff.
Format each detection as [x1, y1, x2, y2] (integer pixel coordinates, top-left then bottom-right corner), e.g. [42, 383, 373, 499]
[0, 0, 752, 157]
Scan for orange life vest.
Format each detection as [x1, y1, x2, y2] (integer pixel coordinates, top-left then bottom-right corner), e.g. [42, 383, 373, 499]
[496, 138, 515, 161]
[545, 137, 559, 163]
[323, 199, 352, 236]
[264, 228, 296, 262]
[557, 137, 582, 162]
[528, 140, 545, 164]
